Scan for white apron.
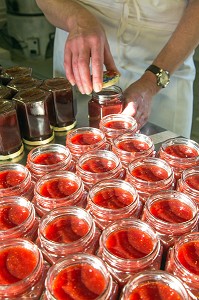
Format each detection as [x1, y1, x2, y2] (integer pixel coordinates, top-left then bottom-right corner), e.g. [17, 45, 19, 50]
[53, 0, 195, 138]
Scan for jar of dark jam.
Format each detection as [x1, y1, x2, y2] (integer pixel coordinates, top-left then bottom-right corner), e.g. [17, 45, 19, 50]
[7, 76, 42, 97]
[0, 100, 24, 160]
[13, 88, 54, 146]
[40, 77, 77, 131]
[0, 66, 32, 85]
[0, 84, 13, 99]
[88, 85, 124, 128]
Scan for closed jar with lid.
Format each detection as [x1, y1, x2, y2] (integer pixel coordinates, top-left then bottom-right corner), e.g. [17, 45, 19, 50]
[0, 66, 32, 85]
[87, 179, 142, 230]
[88, 85, 124, 128]
[7, 76, 42, 96]
[37, 206, 101, 264]
[0, 84, 13, 99]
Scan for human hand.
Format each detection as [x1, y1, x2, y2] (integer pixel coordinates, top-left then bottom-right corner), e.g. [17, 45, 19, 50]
[64, 10, 118, 95]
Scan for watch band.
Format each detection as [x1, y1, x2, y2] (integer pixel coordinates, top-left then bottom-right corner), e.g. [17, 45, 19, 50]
[145, 64, 170, 88]
[145, 64, 162, 74]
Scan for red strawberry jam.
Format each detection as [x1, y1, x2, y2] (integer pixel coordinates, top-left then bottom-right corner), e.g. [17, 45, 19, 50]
[164, 144, 198, 158]
[70, 132, 102, 145]
[81, 157, 116, 173]
[52, 263, 107, 300]
[185, 174, 199, 191]
[39, 178, 79, 198]
[0, 170, 26, 188]
[0, 204, 29, 230]
[32, 152, 66, 165]
[177, 241, 199, 275]
[117, 139, 149, 152]
[131, 165, 168, 182]
[43, 215, 90, 243]
[104, 120, 132, 129]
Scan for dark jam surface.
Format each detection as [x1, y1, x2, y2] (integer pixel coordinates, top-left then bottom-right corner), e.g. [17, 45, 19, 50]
[32, 152, 66, 165]
[164, 144, 198, 158]
[150, 199, 193, 223]
[0, 246, 37, 284]
[81, 157, 116, 173]
[0, 170, 26, 189]
[117, 139, 149, 153]
[52, 263, 106, 300]
[131, 165, 168, 182]
[177, 241, 199, 275]
[70, 132, 102, 145]
[185, 174, 199, 191]
[92, 187, 134, 209]
[0, 205, 29, 230]
[39, 178, 79, 198]
[105, 228, 154, 259]
[127, 281, 182, 300]
[44, 215, 90, 243]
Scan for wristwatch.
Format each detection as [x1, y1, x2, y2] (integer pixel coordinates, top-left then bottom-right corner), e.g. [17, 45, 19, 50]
[145, 64, 170, 88]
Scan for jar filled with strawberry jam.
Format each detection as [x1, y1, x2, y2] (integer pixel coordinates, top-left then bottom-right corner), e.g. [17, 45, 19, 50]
[157, 137, 199, 180]
[87, 179, 142, 230]
[120, 270, 190, 300]
[112, 133, 155, 168]
[99, 113, 138, 145]
[0, 196, 39, 242]
[44, 253, 119, 300]
[165, 232, 199, 300]
[40, 77, 77, 131]
[37, 206, 101, 264]
[33, 170, 88, 217]
[0, 100, 24, 160]
[141, 190, 198, 255]
[0, 238, 47, 299]
[126, 157, 175, 204]
[76, 150, 125, 190]
[98, 218, 162, 286]
[13, 88, 54, 146]
[7, 76, 42, 97]
[88, 85, 124, 128]
[26, 143, 75, 182]
[0, 163, 34, 201]
[177, 167, 199, 207]
[0, 66, 32, 85]
[66, 126, 109, 161]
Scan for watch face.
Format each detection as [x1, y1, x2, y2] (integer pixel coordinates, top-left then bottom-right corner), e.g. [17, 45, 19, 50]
[158, 70, 170, 88]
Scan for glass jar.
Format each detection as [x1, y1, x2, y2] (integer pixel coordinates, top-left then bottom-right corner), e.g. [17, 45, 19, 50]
[0, 100, 24, 160]
[157, 137, 199, 180]
[87, 179, 142, 230]
[26, 143, 75, 182]
[0, 84, 13, 99]
[13, 88, 54, 146]
[66, 126, 109, 161]
[120, 270, 190, 300]
[0, 238, 47, 299]
[0, 66, 32, 85]
[98, 218, 162, 286]
[112, 132, 155, 168]
[141, 190, 198, 257]
[165, 232, 199, 300]
[40, 77, 77, 131]
[126, 157, 175, 204]
[7, 76, 42, 96]
[37, 206, 101, 264]
[76, 150, 125, 190]
[0, 196, 39, 242]
[0, 163, 34, 201]
[44, 253, 119, 300]
[177, 167, 199, 207]
[99, 113, 138, 145]
[88, 85, 124, 128]
[33, 170, 87, 217]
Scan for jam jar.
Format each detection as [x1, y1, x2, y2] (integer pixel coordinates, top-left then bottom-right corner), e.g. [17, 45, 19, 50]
[97, 218, 162, 286]
[13, 88, 54, 146]
[126, 157, 175, 204]
[0, 238, 47, 299]
[0, 66, 32, 85]
[0, 84, 13, 99]
[88, 85, 124, 128]
[0, 163, 34, 201]
[112, 132, 155, 168]
[0, 100, 24, 160]
[40, 77, 77, 131]
[76, 149, 125, 190]
[165, 232, 199, 300]
[33, 170, 88, 217]
[26, 143, 75, 182]
[157, 137, 199, 181]
[87, 179, 142, 230]
[99, 113, 138, 145]
[7, 76, 42, 97]
[66, 126, 109, 161]
[44, 253, 119, 300]
[120, 270, 190, 300]
[37, 206, 101, 264]
[177, 166, 199, 206]
[0, 196, 39, 242]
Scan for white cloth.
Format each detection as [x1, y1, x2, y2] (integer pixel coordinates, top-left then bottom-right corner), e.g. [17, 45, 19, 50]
[53, 0, 196, 138]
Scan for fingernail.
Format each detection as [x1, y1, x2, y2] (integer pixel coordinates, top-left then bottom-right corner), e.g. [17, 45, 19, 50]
[85, 88, 92, 95]
[94, 84, 102, 93]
